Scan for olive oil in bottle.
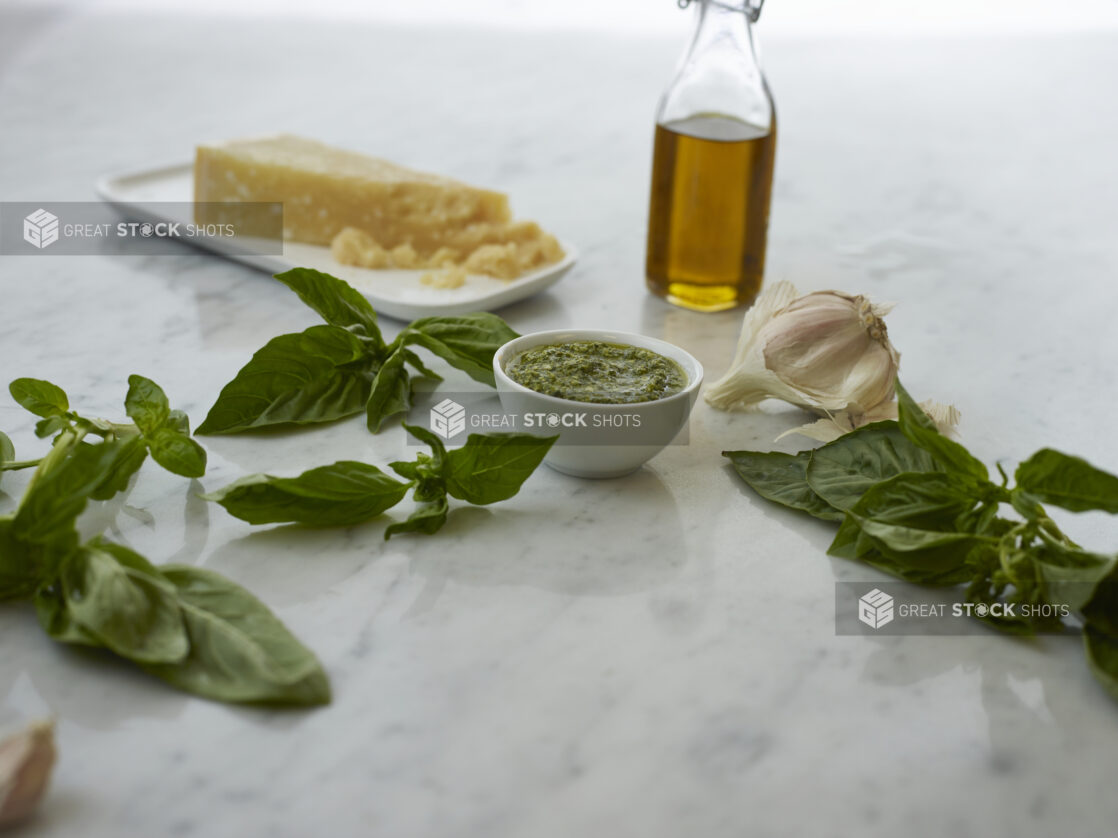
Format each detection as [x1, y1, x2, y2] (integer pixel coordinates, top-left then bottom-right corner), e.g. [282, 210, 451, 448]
[645, 0, 775, 312]
[646, 115, 776, 312]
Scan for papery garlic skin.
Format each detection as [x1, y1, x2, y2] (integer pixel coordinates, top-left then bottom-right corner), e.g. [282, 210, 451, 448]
[777, 400, 961, 444]
[703, 281, 807, 411]
[0, 720, 56, 826]
[705, 281, 900, 416]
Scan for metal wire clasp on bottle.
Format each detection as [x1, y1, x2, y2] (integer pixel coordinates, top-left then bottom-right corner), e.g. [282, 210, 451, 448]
[677, 0, 764, 24]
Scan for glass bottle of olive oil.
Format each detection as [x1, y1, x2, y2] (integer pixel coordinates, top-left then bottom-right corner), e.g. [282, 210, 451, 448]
[646, 0, 776, 312]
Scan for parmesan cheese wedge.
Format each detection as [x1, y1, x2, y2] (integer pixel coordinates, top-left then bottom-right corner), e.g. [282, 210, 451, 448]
[194, 135, 564, 281]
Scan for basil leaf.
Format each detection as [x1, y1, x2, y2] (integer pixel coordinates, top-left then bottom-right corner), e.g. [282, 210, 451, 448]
[399, 313, 519, 386]
[2, 439, 129, 598]
[59, 541, 188, 665]
[34, 581, 101, 646]
[203, 461, 410, 527]
[194, 293, 514, 434]
[90, 435, 149, 501]
[804, 421, 943, 511]
[147, 427, 207, 479]
[1, 431, 15, 468]
[826, 514, 956, 582]
[440, 432, 557, 505]
[1009, 487, 1045, 521]
[955, 501, 1006, 536]
[9, 378, 69, 418]
[826, 514, 868, 560]
[1083, 564, 1118, 700]
[389, 457, 423, 481]
[34, 415, 70, 439]
[12, 438, 123, 550]
[851, 516, 985, 553]
[846, 472, 981, 531]
[827, 473, 988, 585]
[166, 409, 190, 434]
[402, 348, 443, 381]
[197, 325, 376, 434]
[1080, 561, 1118, 637]
[9, 439, 126, 588]
[390, 453, 445, 505]
[723, 449, 843, 522]
[895, 379, 988, 481]
[1015, 448, 1118, 514]
[1033, 538, 1114, 613]
[0, 517, 40, 601]
[365, 349, 411, 433]
[828, 518, 977, 586]
[964, 550, 1045, 635]
[74, 416, 114, 435]
[1084, 626, 1118, 702]
[124, 374, 170, 435]
[140, 565, 331, 706]
[0, 433, 36, 479]
[402, 422, 447, 466]
[122, 377, 206, 476]
[412, 480, 445, 503]
[274, 267, 384, 348]
[385, 495, 449, 540]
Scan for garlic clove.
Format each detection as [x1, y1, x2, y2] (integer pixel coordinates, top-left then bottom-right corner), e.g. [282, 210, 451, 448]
[0, 719, 57, 826]
[705, 280, 803, 411]
[836, 339, 900, 412]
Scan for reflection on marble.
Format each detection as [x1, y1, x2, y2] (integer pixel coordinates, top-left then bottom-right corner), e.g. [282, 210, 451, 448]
[2, 6, 1118, 838]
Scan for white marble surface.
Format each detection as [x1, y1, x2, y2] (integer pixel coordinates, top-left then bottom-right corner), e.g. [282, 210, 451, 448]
[3, 4, 1118, 837]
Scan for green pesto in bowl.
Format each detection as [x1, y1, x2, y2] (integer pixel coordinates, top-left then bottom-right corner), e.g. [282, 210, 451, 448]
[504, 340, 687, 405]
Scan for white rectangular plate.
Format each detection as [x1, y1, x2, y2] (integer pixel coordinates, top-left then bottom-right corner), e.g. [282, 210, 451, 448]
[95, 163, 576, 321]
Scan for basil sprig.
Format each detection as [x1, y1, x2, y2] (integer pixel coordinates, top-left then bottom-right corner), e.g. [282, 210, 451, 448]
[1, 377, 330, 706]
[204, 425, 557, 538]
[196, 268, 518, 435]
[725, 379, 1118, 699]
[7, 374, 207, 488]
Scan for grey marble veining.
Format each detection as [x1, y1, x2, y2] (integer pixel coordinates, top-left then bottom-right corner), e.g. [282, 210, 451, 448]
[2, 6, 1118, 837]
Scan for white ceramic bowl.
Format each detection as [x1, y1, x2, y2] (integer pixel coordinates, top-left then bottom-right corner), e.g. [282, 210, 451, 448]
[493, 329, 704, 479]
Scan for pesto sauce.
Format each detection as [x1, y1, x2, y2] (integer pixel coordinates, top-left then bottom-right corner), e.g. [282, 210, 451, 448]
[505, 341, 687, 404]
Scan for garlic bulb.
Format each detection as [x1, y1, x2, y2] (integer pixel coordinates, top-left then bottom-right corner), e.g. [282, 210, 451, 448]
[0, 719, 56, 826]
[705, 281, 899, 414]
[704, 281, 958, 440]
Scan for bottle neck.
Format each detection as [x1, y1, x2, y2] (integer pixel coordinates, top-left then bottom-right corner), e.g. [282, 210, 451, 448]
[657, 0, 772, 137]
[688, 1, 759, 64]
